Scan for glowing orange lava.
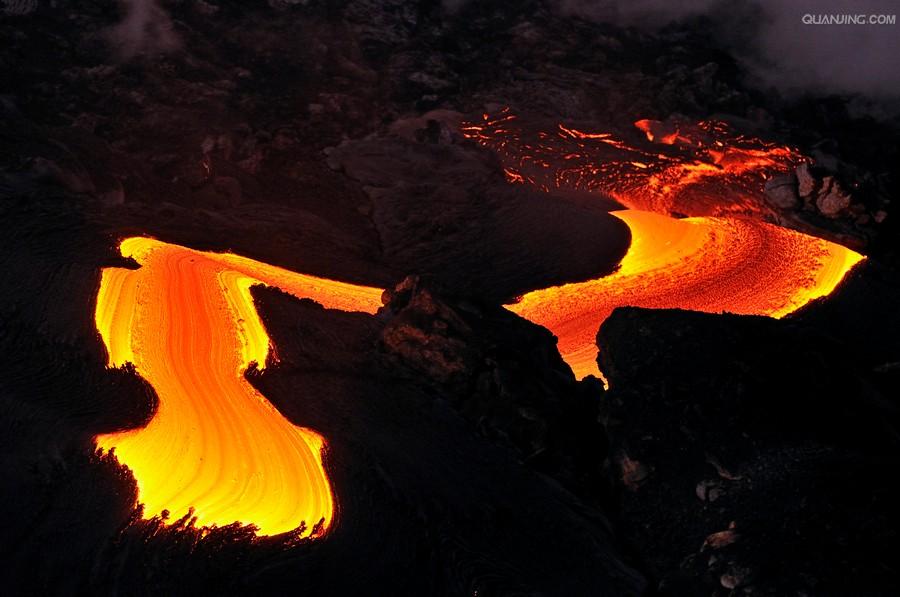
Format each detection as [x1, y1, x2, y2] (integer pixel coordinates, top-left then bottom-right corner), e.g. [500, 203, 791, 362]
[507, 210, 864, 379]
[95, 237, 383, 536]
[462, 110, 863, 378]
[461, 108, 805, 218]
[93, 112, 863, 532]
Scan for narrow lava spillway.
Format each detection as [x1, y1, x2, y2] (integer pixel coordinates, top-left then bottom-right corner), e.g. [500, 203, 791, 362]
[507, 210, 864, 379]
[94, 237, 383, 536]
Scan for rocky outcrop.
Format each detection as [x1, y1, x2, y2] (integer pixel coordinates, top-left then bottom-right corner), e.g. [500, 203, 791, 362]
[379, 276, 611, 500]
[793, 165, 856, 221]
[246, 285, 647, 596]
[815, 175, 852, 217]
[763, 173, 799, 209]
[765, 159, 889, 248]
[796, 162, 816, 199]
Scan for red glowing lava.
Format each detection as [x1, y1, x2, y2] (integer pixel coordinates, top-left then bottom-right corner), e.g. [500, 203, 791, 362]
[90, 110, 863, 534]
[461, 108, 805, 218]
[463, 109, 863, 379]
[507, 210, 863, 379]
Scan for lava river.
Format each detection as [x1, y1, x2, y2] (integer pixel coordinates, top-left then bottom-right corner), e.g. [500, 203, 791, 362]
[508, 210, 864, 379]
[93, 217, 861, 533]
[463, 109, 864, 378]
[94, 237, 383, 536]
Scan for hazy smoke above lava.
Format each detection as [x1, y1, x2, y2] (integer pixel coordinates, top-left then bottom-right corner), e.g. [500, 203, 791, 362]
[558, 0, 900, 100]
[106, 0, 180, 60]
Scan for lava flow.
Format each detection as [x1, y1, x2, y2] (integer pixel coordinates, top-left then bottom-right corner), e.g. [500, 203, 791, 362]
[94, 110, 863, 530]
[508, 210, 864, 379]
[461, 109, 863, 378]
[94, 237, 383, 536]
[461, 108, 805, 218]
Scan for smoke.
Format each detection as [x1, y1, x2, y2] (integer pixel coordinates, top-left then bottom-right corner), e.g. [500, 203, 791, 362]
[106, 0, 180, 60]
[558, 0, 900, 100]
[749, 1, 900, 99]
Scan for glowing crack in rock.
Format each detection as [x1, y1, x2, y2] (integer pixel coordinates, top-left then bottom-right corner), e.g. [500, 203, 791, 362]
[94, 237, 383, 536]
[461, 108, 807, 218]
[507, 210, 864, 379]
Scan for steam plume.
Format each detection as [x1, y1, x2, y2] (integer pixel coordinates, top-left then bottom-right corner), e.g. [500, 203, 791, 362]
[559, 0, 900, 100]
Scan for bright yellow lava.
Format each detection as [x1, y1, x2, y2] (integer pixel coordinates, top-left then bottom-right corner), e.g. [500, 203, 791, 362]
[94, 237, 383, 536]
[507, 210, 864, 379]
[94, 214, 862, 532]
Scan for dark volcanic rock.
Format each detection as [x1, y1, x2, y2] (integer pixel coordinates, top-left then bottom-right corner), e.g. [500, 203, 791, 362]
[244, 286, 645, 596]
[815, 175, 852, 218]
[596, 307, 900, 596]
[326, 126, 631, 301]
[794, 260, 900, 374]
[379, 275, 610, 500]
[763, 173, 799, 209]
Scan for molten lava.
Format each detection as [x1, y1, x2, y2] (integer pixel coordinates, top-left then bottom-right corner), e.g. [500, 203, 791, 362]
[461, 108, 805, 218]
[508, 210, 864, 379]
[94, 237, 383, 536]
[461, 109, 864, 378]
[93, 111, 863, 532]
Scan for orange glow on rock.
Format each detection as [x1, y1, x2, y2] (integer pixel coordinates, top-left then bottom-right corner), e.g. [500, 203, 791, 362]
[94, 237, 383, 536]
[507, 210, 864, 379]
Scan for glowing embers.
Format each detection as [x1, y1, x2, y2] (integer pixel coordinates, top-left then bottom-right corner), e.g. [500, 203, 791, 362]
[94, 237, 383, 536]
[507, 210, 864, 379]
[461, 108, 805, 218]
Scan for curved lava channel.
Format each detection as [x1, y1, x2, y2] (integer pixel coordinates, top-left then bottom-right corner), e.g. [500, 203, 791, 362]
[94, 237, 383, 536]
[507, 210, 864, 379]
[93, 210, 862, 534]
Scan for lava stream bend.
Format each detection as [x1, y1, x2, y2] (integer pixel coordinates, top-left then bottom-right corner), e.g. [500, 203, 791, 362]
[94, 212, 862, 532]
[507, 210, 864, 379]
[95, 237, 383, 536]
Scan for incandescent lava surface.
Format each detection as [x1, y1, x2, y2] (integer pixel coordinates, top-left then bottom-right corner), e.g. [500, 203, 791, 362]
[90, 114, 863, 532]
[461, 110, 863, 379]
[462, 108, 805, 218]
[508, 210, 864, 379]
[94, 237, 383, 536]
[93, 216, 863, 529]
